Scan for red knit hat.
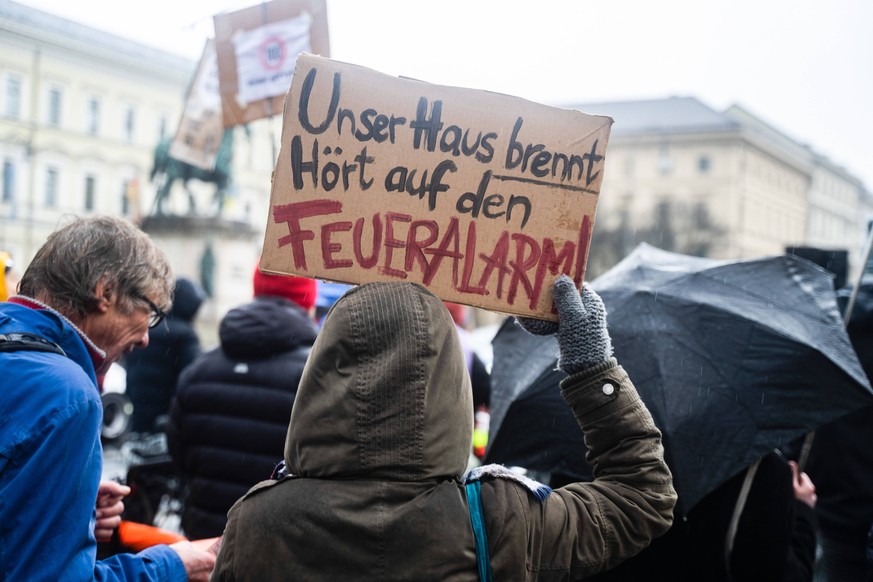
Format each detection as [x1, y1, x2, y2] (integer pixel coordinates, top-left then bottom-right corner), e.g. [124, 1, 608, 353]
[252, 264, 317, 310]
[443, 301, 469, 326]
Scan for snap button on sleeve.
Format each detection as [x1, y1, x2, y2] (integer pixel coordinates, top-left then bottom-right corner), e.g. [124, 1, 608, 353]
[602, 382, 615, 396]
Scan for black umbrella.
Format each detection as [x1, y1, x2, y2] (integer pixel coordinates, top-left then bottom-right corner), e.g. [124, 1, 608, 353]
[487, 243, 873, 512]
[485, 320, 593, 483]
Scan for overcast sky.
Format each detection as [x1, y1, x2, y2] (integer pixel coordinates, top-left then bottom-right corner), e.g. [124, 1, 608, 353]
[16, 0, 873, 189]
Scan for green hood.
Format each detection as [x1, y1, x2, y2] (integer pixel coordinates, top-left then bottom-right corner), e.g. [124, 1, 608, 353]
[284, 282, 473, 481]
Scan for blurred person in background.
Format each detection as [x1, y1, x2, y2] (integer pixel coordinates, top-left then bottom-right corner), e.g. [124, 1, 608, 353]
[806, 283, 873, 581]
[0, 250, 14, 301]
[167, 264, 318, 539]
[444, 301, 491, 411]
[444, 301, 492, 462]
[0, 216, 214, 581]
[124, 276, 205, 434]
[586, 448, 817, 582]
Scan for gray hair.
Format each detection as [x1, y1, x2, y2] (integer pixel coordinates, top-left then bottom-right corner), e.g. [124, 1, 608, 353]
[18, 215, 173, 320]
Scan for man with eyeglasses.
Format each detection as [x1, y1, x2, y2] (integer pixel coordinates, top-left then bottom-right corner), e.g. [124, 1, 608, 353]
[0, 216, 215, 580]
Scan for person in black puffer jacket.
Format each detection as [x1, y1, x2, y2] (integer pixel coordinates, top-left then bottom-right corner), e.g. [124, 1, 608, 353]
[125, 276, 205, 434]
[167, 264, 318, 539]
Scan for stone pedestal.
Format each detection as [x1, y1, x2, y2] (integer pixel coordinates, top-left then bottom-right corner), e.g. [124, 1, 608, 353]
[141, 215, 262, 348]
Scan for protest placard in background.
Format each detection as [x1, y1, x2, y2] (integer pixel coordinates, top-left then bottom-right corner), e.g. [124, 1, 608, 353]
[169, 39, 224, 170]
[260, 54, 613, 319]
[213, 0, 330, 128]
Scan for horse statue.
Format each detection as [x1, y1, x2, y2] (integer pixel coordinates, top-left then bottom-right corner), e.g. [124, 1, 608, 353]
[149, 129, 234, 217]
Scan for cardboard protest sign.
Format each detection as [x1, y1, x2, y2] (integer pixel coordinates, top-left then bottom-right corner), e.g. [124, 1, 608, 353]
[213, 0, 330, 128]
[260, 55, 613, 319]
[169, 39, 224, 171]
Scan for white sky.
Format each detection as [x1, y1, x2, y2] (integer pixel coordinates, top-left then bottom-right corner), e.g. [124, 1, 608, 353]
[15, 0, 873, 189]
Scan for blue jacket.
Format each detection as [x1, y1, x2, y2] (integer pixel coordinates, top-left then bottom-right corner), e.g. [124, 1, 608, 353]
[0, 301, 186, 581]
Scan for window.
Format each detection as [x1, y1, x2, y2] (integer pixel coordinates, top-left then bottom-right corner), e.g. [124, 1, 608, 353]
[48, 87, 62, 126]
[5, 75, 21, 118]
[158, 115, 168, 140]
[124, 105, 136, 143]
[2, 159, 14, 202]
[653, 199, 676, 250]
[120, 179, 131, 215]
[698, 156, 711, 173]
[44, 166, 58, 207]
[87, 97, 100, 135]
[693, 201, 710, 229]
[658, 147, 674, 175]
[84, 175, 96, 211]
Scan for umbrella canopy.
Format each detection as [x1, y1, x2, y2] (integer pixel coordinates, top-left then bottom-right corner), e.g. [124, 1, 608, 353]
[487, 243, 873, 512]
[486, 320, 593, 483]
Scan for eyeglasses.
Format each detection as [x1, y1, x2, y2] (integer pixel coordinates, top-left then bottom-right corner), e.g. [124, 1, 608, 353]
[135, 294, 167, 329]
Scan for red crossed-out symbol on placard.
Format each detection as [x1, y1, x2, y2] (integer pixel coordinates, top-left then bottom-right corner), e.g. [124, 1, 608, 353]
[259, 35, 287, 71]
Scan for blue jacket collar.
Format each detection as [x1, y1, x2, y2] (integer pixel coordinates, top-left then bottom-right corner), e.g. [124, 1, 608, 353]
[0, 299, 99, 386]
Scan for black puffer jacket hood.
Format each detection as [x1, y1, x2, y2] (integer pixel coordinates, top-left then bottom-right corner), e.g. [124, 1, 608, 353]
[171, 277, 206, 322]
[219, 296, 317, 358]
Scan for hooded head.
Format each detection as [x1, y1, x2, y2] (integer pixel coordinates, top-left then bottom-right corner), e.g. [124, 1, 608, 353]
[170, 277, 206, 322]
[285, 282, 472, 481]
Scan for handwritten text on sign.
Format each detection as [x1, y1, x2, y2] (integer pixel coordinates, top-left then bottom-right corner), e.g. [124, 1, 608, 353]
[261, 55, 613, 319]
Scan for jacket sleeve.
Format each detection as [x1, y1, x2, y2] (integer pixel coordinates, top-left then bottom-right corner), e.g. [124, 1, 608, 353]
[521, 359, 676, 579]
[95, 545, 187, 582]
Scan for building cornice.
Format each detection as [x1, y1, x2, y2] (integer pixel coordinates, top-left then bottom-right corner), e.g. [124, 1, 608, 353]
[1, 1, 194, 85]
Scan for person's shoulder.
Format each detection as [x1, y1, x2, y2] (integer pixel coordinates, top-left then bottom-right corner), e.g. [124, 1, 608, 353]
[1, 353, 98, 450]
[1, 301, 92, 365]
[38, 355, 96, 402]
[3, 344, 90, 388]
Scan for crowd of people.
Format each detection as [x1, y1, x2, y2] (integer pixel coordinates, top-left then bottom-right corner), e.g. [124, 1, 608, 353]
[2, 214, 873, 581]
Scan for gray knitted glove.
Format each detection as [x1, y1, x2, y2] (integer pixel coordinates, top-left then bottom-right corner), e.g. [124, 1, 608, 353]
[515, 275, 613, 375]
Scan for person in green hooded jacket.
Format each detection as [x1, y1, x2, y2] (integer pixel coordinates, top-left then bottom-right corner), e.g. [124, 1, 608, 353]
[211, 276, 676, 581]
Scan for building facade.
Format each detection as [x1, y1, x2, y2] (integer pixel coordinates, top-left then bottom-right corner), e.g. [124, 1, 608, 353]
[1, 0, 193, 259]
[570, 97, 871, 283]
[0, 0, 283, 344]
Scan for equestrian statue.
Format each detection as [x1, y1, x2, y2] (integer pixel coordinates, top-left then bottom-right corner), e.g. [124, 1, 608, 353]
[149, 129, 234, 217]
